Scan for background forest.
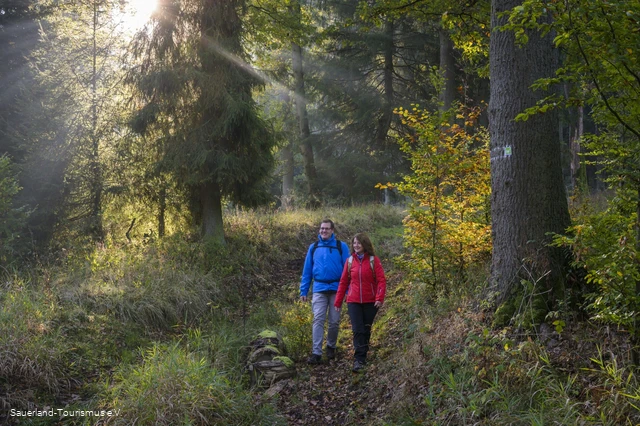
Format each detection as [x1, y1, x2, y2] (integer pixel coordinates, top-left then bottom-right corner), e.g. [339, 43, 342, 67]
[1, 0, 639, 424]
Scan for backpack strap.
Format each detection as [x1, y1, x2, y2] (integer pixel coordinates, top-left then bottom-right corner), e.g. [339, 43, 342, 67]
[348, 255, 376, 283]
[370, 256, 376, 283]
[311, 239, 343, 259]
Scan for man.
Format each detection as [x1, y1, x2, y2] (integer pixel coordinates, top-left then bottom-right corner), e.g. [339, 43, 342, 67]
[300, 219, 350, 364]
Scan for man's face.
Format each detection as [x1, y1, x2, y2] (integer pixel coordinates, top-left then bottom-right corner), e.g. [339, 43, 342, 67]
[319, 223, 333, 240]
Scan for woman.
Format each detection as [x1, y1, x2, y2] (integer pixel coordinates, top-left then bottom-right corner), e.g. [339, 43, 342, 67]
[334, 233, 386, 372]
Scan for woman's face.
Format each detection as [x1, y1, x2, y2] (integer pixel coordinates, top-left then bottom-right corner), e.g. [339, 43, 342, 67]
[353, 237, 364, 255]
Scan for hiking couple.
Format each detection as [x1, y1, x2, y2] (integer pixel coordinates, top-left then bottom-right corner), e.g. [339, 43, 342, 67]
[299, 219, 387, 373]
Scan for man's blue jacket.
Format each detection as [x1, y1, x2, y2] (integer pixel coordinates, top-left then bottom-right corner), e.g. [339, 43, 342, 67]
[300, 234, 350, 297]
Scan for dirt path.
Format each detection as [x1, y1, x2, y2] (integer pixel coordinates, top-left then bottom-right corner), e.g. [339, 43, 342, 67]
[270, 254, 403, 425]
[274, 349, 392, 425]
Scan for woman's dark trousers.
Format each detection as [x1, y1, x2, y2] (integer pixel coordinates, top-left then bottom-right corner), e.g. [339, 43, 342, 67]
[347, 302, 378, 363]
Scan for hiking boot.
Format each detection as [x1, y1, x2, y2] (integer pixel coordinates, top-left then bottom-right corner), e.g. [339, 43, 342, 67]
[307, 354, 322, 365]
[326, 346, 336, 360]
[352, 360, 365, 373]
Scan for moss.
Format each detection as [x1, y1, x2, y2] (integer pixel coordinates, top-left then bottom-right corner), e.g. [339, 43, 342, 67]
[493, 291, 549, 329]
[492, 299, 516, 327]
[272, 356, 294, 368]
[258, 330, 278, 339]
[529, 293, 550, 326]
[264, 345, 281, 354]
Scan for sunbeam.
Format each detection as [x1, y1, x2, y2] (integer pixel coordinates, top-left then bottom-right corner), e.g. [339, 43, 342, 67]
[200, 35, 289, 94]
[115, 0, 159, 34]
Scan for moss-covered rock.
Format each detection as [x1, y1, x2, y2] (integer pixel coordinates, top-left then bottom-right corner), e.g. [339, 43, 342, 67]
[248, 345, 281, 364]
[246, 330, 295, 387]
[250, 330, 286, 354]
[272, 356, 294, 368]
[258, 330, 278, 339]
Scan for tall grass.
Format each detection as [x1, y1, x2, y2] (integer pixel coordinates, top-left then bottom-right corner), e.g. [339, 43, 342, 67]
[100, 338, 282, 425]
[0, 275, 68, 409]
[1, 204, 406, 423]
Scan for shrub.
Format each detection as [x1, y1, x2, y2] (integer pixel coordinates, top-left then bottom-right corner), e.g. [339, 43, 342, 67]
[393, 104, 491, 295]
[552, 198, 639, 328]
[278, 301, 313, 361]
[101, 341, 281, 425]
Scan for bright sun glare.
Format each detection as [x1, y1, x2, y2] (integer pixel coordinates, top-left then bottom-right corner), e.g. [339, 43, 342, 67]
[120, 0, 158, 33]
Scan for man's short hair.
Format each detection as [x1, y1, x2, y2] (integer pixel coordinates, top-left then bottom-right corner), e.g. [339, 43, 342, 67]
[321, 219, 335, 229]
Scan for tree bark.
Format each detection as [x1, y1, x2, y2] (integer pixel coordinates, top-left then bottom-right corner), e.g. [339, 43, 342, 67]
[489, 0, 571, 305]
[633, 183, 640, 365]
[569, 106, 584, 193]
[200, 181, 224, 243]
[158, 184, 166, 238]
[280, 91, 295, 209]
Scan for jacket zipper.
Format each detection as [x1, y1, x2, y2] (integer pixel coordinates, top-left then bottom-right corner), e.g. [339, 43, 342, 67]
[358, 257, 363, 303]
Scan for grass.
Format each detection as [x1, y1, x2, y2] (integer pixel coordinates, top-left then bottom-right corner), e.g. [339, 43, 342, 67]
[98, 337, 282, 426]
[0, 277, 68, 409]
[3, 202, 639, 425]
[0, 204, 404, 424]
[375, 289, 640, 425]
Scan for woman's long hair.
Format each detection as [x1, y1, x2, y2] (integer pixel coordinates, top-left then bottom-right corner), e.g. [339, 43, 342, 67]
[353, 233, 375, 256]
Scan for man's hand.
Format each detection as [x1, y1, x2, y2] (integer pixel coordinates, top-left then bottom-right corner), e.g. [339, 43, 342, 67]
[300, 296, 308, 302]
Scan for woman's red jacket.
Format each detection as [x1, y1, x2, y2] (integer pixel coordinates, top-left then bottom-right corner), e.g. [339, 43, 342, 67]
[334, 253, 386, 308]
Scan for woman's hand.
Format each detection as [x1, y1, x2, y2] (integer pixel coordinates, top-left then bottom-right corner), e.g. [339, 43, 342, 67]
[374, 301, 383, 308]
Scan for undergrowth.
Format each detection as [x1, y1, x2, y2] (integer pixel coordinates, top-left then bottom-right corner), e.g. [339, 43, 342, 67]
[0, 204, 403, 424]
[379, 286, 640, 425]
[6, 201, 637, 424]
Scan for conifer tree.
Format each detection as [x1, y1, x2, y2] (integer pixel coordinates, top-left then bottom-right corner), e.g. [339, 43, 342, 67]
[129, 0, 275, 242]
[27, 0, 130, 243]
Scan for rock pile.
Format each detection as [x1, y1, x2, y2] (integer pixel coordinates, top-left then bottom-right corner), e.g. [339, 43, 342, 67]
[246, 330, 296, 387]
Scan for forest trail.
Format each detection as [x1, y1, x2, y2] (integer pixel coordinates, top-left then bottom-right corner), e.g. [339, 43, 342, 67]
[269, 265, 405, 425]
[273, 341, 395, 425]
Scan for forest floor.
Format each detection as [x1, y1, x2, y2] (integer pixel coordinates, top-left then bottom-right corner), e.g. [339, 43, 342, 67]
[265, 256, 405, 425]
[262, 253, 637, 426]
[269, 304, 635, 426]
[273, 346, 392, 425]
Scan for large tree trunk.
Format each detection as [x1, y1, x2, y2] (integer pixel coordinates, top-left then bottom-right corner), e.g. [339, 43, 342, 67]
[291, 39, 319, 207]
[200, 181, 224, 243]
[280, 91, 295, 210]
[634, 184, 640, 365]
[376, 19, 395, 205]
[489, 0, 571, 306]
